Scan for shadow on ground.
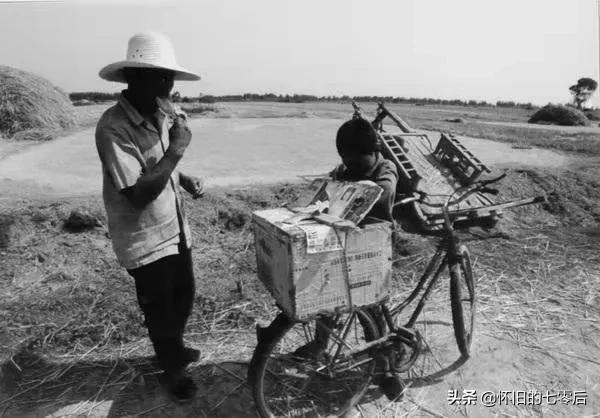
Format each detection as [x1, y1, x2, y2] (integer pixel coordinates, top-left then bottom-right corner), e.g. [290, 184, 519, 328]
[1, 348, 255, 417]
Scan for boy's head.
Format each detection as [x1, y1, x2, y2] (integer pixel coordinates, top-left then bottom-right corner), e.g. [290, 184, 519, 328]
[336, 118, 379, 175]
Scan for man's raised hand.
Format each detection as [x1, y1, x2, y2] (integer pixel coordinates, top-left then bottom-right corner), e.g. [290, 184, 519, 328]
[167, 116, 192, 158]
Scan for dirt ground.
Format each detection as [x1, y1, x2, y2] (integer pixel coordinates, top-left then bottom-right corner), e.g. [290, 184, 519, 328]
[1, 104, 600, 417]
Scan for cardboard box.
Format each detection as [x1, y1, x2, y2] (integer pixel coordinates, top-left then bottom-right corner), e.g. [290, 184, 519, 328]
[253, 208, 393, 320]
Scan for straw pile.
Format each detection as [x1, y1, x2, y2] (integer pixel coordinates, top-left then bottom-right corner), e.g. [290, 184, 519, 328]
[0, 65, 76, 139]
[528, 104, 590, 126]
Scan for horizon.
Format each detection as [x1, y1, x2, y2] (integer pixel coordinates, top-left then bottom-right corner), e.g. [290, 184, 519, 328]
[68, 90, 547, 107]
[1, 0, 599, 107]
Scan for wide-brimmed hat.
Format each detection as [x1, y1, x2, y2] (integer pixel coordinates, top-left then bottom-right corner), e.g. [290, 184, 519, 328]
[99, 31, 200, 83]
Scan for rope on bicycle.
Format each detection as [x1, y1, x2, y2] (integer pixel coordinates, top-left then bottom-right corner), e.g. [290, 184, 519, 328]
[333, 226, 353, 310]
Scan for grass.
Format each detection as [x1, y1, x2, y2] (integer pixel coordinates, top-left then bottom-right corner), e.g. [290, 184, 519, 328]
[351, 222, 600, 417]
[1, 98, 599, 415]
[422, 120, 600, 155]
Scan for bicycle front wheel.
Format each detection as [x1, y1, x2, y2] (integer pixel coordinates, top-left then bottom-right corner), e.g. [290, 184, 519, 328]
[449, 244, 476, 358]
[249, 310, 380, 417]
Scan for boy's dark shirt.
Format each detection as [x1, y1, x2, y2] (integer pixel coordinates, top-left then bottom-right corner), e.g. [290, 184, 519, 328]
[331, 152, 399, 222]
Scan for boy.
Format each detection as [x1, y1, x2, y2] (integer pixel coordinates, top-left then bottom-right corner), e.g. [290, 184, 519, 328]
[294, 118, 398, 357]
[330, 117, 399, 223]
[292, 117, 404, 399]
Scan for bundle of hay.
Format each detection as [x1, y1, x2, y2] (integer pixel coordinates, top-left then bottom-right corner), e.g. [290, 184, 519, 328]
[528, 104, 590, 126]
[0, 65, 76, 139]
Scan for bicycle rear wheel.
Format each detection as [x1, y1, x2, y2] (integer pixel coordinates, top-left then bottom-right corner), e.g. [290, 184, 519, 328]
[449, 244, 476, 357]
[249, 310, 380, 417]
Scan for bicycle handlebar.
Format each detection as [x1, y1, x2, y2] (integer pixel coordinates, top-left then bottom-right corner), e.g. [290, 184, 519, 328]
[441, 174, 508, 232]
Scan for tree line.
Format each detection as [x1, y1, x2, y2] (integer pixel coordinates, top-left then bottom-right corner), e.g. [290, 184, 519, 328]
[70, 91, 536, 109]
[69, 92, 120, 102]
[188, 93, 536, 108]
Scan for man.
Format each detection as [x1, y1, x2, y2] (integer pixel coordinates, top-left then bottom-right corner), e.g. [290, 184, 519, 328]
[96, 32, 203, 402]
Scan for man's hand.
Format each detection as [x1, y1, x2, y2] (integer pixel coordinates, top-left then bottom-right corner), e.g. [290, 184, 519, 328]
[167, 116, 192, 158]
[180, 174, 204, 199]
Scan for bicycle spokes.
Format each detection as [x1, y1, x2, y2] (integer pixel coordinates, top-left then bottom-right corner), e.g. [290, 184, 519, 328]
[256, 311, 379, 416]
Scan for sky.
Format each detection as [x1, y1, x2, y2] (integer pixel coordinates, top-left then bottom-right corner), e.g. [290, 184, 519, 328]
[0, 0, 599, 106]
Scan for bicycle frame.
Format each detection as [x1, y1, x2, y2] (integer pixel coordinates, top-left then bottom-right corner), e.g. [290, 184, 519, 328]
[308, 183, 481, 375]
[311, 240, 455, 374]
[288, 175, 510, 379]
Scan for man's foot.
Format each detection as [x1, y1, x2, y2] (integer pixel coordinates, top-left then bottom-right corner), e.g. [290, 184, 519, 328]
[184, 347, 200, 364]
[160, 372, 198, 403]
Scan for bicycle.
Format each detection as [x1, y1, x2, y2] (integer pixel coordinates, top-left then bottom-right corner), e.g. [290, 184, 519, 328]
[248, 174, 510, 417]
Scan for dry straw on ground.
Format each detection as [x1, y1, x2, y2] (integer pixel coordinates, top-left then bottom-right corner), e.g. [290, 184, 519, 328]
[0, 65, 76, 139]
[1, 174, 599, 416]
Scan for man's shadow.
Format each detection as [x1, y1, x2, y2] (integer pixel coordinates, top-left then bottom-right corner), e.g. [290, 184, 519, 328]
[1, 348, 256, 417]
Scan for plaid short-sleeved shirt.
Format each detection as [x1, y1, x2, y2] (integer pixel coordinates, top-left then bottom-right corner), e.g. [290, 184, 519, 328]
[95, 93, 192, 269]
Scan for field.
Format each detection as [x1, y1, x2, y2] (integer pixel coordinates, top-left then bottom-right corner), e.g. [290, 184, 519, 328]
[1, 102, 599, 417]
[67, 101, 600, 155]
[205, 102, 600, 155]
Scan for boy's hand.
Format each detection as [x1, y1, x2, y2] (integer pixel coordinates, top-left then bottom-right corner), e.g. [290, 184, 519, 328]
[329, 166, 341, 180]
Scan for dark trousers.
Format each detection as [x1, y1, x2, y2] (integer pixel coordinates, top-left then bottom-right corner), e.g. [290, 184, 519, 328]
[127, 245, 195, 374]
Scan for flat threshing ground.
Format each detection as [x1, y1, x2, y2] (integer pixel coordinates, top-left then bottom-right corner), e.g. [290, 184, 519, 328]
[0, 102, 599, 417]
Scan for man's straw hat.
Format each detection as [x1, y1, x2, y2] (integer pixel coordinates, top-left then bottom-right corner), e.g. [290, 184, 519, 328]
[99, 31, 200, 83]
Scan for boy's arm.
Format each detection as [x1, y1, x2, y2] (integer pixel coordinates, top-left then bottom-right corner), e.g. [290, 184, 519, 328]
[370, 163, 398, 222]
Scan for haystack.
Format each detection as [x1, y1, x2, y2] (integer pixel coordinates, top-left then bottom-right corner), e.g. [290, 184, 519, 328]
[0, 65, 76, 139]
[528, 104, 590, 126]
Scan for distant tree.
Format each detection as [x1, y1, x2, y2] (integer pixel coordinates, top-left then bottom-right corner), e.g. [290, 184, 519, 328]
[569, 77, 598, 109]
[69, 92, 119, 102]
[198, 94, 216, 103]
[496, 100, 516, 108]
[171, 91, 182, 102]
